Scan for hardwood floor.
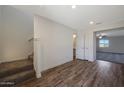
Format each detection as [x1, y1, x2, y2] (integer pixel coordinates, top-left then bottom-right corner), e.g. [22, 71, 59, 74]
[17, 60, 124, 87]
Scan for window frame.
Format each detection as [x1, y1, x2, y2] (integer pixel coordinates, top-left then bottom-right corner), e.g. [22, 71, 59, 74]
[99, 39, 109, 48]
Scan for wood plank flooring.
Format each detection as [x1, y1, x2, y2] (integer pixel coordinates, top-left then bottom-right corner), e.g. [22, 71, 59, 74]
[17, 60, 124, 87]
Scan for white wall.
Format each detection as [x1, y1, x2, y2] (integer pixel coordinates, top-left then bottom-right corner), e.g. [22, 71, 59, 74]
[0, 6, 33, 63]
[96, 36, 124, 53]
[0, 6, 3, 63]
[34, 15, 75, 73]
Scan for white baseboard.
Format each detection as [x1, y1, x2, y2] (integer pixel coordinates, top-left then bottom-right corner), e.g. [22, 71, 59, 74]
[36, 72, 42, 78]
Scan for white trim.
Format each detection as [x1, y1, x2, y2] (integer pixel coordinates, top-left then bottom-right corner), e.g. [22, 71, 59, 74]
[36, 72, 42, 78]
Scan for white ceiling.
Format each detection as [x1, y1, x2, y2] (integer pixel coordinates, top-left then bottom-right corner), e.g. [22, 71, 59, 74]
[96, 28, 124, 37]
[12, 5, 124, 31]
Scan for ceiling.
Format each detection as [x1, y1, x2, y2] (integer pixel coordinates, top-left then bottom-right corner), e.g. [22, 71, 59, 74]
[12, 5, 124, 31]
[96, 28, 124, 37]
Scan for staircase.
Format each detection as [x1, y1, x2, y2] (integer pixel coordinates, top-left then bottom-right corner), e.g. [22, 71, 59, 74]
[28, 53, 33, 61]
[0, 59, 35, 87]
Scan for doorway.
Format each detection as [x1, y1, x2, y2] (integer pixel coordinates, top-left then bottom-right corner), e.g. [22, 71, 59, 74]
[95, 27, 124, 64]
[73, 33, 77, 61]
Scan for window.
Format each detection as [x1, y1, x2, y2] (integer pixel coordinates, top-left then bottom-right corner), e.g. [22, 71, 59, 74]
[99, 39, 109, 48]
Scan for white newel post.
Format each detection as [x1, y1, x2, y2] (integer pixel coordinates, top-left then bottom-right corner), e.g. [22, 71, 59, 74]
[34, 38, 42, 78]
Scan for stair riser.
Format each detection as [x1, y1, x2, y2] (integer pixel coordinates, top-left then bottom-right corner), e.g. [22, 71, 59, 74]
[0, 65, 34, 79]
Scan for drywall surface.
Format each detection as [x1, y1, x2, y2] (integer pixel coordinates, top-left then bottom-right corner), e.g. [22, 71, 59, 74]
[34, 15, 74, 72]
[0, 6, 3, 63]
[0, 6, 33, 63]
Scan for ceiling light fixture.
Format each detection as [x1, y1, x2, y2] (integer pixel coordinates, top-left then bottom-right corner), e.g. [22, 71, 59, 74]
[72, 5, 76, 9]
[96, 33, 103, 39]
[89, 21, 94, 25]
[99, 35, 102, 39]
[73, 34, 77, 38]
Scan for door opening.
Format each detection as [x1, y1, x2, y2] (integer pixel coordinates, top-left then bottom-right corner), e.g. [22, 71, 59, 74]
[95, 27, 124, 64]
[73, 33, 77, 62]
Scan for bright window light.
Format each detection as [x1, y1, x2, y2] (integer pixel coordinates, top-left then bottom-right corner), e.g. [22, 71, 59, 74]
[99, 39, 109, 48]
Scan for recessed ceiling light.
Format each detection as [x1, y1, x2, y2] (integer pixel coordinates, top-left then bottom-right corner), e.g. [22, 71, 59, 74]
[72, 5, 76, 9]
[89, 21, 94, 25]
[73, 34, 77, 38]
